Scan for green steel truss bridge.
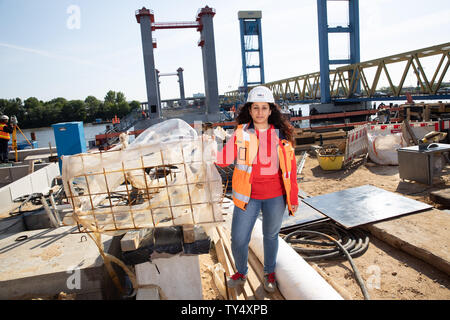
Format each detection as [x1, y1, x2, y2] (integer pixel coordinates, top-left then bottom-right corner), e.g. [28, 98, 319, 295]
[223, 42, 450, 105]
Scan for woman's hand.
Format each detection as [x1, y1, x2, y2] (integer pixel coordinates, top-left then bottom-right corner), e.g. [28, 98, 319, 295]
[291, 205, 298, 213]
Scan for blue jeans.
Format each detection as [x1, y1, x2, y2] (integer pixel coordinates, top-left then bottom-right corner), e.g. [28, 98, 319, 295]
[231, 195, 286, 275]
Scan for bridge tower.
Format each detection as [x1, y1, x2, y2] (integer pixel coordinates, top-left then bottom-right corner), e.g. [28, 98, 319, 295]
[317, 0, 360, 103]
[157, 68, 187, 108]
[238, 11, 265, 100]
[177, 67, 186, 107]
[136, 6, 219, 120]
[197, 6, 220, 116]
[135, 8, 161, 118]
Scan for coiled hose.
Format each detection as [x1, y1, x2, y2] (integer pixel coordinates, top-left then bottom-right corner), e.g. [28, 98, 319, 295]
[282, 221, 371, 300]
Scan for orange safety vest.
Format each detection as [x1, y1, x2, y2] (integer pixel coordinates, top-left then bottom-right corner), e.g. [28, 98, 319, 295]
[0, 123, 10, 140]
[232, 123, 296, 215]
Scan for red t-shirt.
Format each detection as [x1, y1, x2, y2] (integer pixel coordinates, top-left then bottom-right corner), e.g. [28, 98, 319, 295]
[216, 125, 298, 204]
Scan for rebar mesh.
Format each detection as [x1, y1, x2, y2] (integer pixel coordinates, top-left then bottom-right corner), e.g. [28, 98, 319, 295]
[61, 120, 225, 234]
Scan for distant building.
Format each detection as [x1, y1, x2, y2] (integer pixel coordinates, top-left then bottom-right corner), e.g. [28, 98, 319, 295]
[193, 93, 205, 98]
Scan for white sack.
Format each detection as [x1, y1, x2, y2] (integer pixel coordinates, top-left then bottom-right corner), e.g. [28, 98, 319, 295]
[367, 132, 406, 165]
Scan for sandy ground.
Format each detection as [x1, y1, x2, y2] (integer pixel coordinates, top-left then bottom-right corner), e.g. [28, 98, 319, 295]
[199, 152, 450, 300]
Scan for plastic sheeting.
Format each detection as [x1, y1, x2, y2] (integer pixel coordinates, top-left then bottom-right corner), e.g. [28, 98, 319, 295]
[61, 119, 224, 233]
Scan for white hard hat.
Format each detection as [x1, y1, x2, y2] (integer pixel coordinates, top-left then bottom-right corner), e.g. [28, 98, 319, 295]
[1, 115, 8, 121]
[247, 86, 274, 103]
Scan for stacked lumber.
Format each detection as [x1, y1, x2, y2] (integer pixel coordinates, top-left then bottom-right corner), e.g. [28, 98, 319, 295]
[210, 225, 285, 300]
[400, 102, 450, 122]
[294, 128, 347, 153]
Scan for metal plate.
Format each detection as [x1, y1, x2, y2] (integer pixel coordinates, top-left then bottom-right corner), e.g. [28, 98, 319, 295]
[399, 143, 450, 154]
[303, 185, 432, 229]
[281, 200, 327, 231]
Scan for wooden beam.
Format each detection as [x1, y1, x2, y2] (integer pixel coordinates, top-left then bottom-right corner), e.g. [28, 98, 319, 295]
[219, 227, 285, 300]
[216, 226, 255, 300]
[214, 238, 239, 300]
[120, 229, 150, 252]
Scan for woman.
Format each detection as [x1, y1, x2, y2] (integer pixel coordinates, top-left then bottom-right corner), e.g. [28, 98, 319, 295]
[216, 86, 299, 293]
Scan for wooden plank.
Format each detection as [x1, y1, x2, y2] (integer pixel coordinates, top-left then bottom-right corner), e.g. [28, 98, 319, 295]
[217, 226, 255, 300]
[214, 238, 239, 300]
[120, 228, 150, 252]
[28, 160, 36, 174]
[430, 188, 450, 207]
[208, 224, 220, 244]
[219, 227, 285, 300]
[182, 224, 195, 244]
[247, 248, 285, 300]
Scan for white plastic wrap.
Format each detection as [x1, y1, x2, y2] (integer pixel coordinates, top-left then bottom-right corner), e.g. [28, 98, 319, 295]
[61, 119, 223, 233]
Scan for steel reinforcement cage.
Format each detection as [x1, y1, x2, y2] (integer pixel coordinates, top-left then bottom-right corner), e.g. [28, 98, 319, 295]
[62, 134, 225, 234]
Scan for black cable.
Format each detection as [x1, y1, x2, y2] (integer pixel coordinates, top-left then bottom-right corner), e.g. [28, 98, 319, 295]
[282, 221, 371, 300]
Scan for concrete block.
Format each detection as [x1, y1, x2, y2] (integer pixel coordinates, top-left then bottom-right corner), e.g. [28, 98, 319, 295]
[46, 163, 61, 185]
[30, 168, 49, 196]
[0, 216, 25, 234]
[0, 168, 12, 185]
[9, 148, 57, 162]
[136, 287, 160, 300]
[0, 188, 14, 216]
[22, 209, 52, 230]
[9, 176, 33, 200]
[10, 166, 29, 181]
[135, 255, 202, 300]
[10, 171, 31, 198]
[365, 208, 450, 276]
[430, 188, 450, 207]
[0, 226, 122, 299]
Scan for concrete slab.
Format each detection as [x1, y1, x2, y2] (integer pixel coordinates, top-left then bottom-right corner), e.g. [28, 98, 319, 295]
[0, 226, 121, 299]
[8, 147, 56, 162]
[0, 163, 60, 217]
[364, 208, 450, 275]
[0, 164, 50, 189]
[135, 254, 203, 300]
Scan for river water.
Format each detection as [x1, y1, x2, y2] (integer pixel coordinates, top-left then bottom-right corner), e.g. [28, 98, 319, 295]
[15, 105, 311, 149]
[18, 123, 109, 149]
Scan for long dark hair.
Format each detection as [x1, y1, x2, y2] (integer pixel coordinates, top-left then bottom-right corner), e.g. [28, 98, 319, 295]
[235, 102, 295, 144]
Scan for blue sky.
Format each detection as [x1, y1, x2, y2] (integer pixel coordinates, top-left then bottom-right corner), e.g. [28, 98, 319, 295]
[0, 0, 449, 103]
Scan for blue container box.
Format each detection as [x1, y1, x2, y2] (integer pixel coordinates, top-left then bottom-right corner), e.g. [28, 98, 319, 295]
[52, 122, 86, 170]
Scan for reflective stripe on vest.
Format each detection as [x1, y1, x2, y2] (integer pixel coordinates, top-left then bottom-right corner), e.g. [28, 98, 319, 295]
[232, 189, 251, 203]
[235, 163, 252, 173]
[0, 124, 10, 140]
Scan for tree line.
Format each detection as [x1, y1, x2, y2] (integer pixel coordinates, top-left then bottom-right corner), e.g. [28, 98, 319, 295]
[0, 90, 141, 129]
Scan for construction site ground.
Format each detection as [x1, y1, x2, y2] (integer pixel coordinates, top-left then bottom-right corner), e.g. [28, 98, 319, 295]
[199, 153, 450, 300]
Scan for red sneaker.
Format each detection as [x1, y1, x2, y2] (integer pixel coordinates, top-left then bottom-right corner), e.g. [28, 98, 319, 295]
[263, 272, 277, 292]
[227, 272, 247, 288]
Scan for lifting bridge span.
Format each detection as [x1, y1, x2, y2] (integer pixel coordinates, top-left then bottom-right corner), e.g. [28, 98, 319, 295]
[223, 42, 450, 105]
